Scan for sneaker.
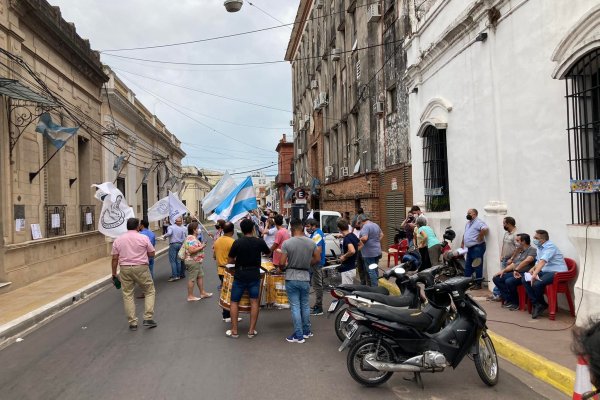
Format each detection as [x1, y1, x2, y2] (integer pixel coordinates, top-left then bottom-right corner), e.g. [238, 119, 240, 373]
[501, 302, 515, 309]
[303, 331, 314, 339]
[286, 334, 305, 343]
[507, 303, 519, 311]
[222, 317, 243, 323]
[143, 319, 158, 328]
[129, 325, 138, 331]
[167, 277, 178, 282]
[487, 294, 501, 302]
[310, 306, 324, 316]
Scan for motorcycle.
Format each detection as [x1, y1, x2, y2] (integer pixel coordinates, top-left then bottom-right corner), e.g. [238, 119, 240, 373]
[439, 226, 465, 278]
[341, 275, 498, 388]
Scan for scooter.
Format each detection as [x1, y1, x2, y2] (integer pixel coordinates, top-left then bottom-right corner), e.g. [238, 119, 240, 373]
[342, 276, 499, 388]
[439, 226, 465, 278]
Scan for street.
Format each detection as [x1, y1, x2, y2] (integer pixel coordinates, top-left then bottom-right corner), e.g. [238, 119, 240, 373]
[0, 243, 549, 400]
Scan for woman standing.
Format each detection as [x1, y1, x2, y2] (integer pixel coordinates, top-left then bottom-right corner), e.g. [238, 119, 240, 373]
[416, 216, 442, 269]
[183, 222, 212, 302]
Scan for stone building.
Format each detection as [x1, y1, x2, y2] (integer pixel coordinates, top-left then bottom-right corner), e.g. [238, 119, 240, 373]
[181, 166, 212, 221]
[0, 0, 108, 290]
[403, 0, 600, 322]
[285, 0, 413, 245]
[101, 67, 185, 224]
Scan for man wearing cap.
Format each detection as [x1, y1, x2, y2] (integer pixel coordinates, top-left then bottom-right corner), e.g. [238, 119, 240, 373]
[358, 214, 384, 286]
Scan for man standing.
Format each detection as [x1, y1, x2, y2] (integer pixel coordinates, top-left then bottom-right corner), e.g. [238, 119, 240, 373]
[161, 216, 187, 281]
[337, 219, 360, 284]
[111, 218, 157, 330]
[305, 218, 326, 315]
[489, 216, 518, 301]
[213, 222, 238, 323]
[139, 219, 156, 278]
[226, 219, 271, 338]
[523, 230, 567, 319]
[358, 214, 384, 287]
[280, 219, 320, 343]
[271, 215, 290, 269]
[461, 208, 489, 290]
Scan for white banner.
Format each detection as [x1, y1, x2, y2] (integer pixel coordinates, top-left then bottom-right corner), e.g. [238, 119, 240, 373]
[92, 182, 135, 238]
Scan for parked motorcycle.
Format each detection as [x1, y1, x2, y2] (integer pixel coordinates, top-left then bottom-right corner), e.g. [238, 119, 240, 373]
[439, 226, 465, 278]
[341, 276, 498, 388]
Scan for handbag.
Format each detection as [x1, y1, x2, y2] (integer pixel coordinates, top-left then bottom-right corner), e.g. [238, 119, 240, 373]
[178, 243, 187, 260]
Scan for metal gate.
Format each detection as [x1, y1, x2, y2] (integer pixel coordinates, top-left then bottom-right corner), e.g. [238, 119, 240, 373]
[385, 192, 405, 247]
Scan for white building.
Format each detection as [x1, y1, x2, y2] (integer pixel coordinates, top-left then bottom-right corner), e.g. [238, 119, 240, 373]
[404, 0, 600, 323]
[251, 172, 275, 210]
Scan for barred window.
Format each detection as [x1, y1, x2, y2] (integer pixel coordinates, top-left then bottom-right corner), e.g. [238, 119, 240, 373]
[422, 126, 450, 212]
[565, 48, 600, 224]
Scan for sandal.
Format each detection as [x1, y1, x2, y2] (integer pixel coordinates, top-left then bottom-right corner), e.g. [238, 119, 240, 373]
[187, 297, 201, 302]
[225, 329, 239, 339]
[247, 330, 258, 339]
[200, 293, 213, 299]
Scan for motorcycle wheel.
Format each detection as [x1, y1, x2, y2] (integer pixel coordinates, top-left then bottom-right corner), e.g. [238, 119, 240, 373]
[334, 306, 350, 342]
[474, 331, 499, 386]
[347, 337, 394, 387]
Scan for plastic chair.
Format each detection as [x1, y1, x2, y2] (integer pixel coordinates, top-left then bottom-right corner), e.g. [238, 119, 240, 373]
[398, 239, 409, 260]
[387, 243, 400, 268]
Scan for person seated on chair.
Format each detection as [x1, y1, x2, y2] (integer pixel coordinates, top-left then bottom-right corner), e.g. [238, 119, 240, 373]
[522, 229, 567, 319]
[492, 233, 536, 310]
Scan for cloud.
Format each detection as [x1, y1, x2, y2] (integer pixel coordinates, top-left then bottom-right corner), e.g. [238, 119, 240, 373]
[49, 0, 298, 176]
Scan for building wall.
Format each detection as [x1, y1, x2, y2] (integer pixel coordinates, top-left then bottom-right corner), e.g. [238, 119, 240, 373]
[0, 0, 109, 290]
[404, 0, 600, 319]
[181, 166, 212, 221]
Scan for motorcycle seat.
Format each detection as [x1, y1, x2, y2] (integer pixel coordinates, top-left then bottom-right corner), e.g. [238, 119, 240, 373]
[352, 291, 414, 308]
[357, 305, 433, 330]
[337, 284, 389, 295]
[433, 276, 472, 294]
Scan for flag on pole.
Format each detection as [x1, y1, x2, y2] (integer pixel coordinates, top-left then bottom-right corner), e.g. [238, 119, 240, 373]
[207, 176, 257, 223]
[202, 171, 236, 214]
[167, 191, 188, 224]
[307, 210, 315, 220]
[35, 113, 79, 149]
[147, 191, 189, 224]
[91, 182, 135, 238]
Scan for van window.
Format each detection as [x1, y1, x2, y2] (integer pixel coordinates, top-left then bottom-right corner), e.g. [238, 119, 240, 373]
[322, 215, 340, 234]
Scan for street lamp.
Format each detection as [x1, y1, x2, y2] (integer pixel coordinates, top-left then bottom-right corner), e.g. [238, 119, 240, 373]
[224, 0, 243, 12]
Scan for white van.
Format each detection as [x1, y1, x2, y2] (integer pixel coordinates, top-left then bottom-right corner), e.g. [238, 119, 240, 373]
[312, 210, 342, 259]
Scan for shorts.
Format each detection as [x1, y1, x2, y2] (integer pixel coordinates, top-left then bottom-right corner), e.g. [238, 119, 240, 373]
[230, 278, 261, 302]
[186, 261, 204, 281]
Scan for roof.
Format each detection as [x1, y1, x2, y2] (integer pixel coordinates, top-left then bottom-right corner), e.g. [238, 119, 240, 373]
[284, 0, 311, 62]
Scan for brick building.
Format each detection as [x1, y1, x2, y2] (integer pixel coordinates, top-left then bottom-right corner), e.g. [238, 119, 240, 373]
[284, 0, 413, 246]
[275, 134, 293, 217]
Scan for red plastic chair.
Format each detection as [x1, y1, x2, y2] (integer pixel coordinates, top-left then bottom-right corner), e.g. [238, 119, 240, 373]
[517, 257, 577, 319]
[398, 239, 409, 260]
[387, 243, 401, 268]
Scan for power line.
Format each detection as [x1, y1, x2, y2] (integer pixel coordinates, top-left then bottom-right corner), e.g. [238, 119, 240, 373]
[248, 1, 291, 30]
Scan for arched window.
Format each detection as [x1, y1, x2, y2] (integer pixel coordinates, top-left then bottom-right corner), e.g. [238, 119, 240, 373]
[422, 125, 450, 212]
[565, 48, 600, 224]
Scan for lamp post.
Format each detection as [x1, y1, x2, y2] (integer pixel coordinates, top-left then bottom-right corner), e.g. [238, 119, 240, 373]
[224, 0, 243, 12]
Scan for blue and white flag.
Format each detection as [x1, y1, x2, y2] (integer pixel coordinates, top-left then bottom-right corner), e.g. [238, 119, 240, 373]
[208, 176, 257, 223]
[202, 171, 236, 214]
[35, 113, 79, 149]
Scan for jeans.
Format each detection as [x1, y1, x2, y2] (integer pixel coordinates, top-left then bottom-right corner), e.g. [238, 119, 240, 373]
[522, 271, 555, 306]
[148, 257, 155, 279]
[464, 243, 486, 281]
[168, 243, 183, 278]
[492, 273, 522, 305]
[362, 255, 381, 287]
[310, 264, 324, 308]
[286, 280, 311, 338]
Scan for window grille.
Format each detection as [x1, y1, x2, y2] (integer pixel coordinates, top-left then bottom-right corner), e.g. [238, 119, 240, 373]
[422, 126, 450, 212]
[45, 205, 66, 237]
[565, 48, 600, 225]
[80, 205, 95, 232]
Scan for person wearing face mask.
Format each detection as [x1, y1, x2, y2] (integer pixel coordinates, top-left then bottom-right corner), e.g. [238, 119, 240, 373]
[489, 217, 519, 301]
[523, 229, 567, 319]
[305, 218, 326, 315]
[461, 208, 489, 290]
[491, 233, 537, 310]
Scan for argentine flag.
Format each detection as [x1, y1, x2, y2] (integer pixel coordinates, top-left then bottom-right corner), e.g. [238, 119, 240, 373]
[208, 176, 257, 223]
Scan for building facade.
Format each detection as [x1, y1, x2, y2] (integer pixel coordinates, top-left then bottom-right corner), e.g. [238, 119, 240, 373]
[0, 0, 108, 290]
[181, 166, 212, 221]
[251, 171, 274, 210]
[101, 67, 185, 225]
[404, 0, 600, 322]
[275, 134, 294, 217]
[285, 0, 413, 246]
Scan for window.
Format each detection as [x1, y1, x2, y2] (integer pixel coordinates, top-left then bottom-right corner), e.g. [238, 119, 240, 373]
[422, 126, 450, 212]
[565, 48, 600, 224]
[116, 176, 126, 196]
[387, 87, 397, 113]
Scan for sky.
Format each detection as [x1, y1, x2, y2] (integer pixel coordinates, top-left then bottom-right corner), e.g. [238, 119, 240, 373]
[49, 0, 299, 177]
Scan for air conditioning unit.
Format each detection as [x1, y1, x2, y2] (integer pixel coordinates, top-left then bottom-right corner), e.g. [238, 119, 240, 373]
[367, 4, 382, 23]
[325, 165, 333, 177]
[313, 97, 321, 111]
[289, 120, 294, 126]
[375, 101, 384, 115]
[310, 80, 318, 90]
[315, 0, 324, 9]
[318, 92, 328, 108]
[331, 48, 341, 62]
[340, 166, 349, 177]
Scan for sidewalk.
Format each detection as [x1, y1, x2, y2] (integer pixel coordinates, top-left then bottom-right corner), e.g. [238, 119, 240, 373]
[0, 241, 168, 348]
[0, 248, 576, 397]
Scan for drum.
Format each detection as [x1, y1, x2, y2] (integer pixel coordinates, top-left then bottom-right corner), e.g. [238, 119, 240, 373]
[272, 274, 289, 309]
[219, 268, 265, 313]
[260, 260, 276, 306]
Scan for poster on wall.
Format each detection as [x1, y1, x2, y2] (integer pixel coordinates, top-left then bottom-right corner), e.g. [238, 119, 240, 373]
[570, 179, 600, 193]
[15, 219, 25, 232]
[85, 212, 93, 225]
[51, 213, 61, 228]
[31, 224, 43, 240]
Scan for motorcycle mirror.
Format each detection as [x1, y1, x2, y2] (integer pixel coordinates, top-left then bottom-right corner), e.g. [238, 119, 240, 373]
[393, 267, 406, 275]
[368, 263, 379, 270]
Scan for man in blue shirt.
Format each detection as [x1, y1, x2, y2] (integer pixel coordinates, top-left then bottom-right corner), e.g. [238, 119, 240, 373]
[359, 214, 384, 287]
[139, 219, 156, 278]
[461, 208, 489, 290]
[305, 218, 325, 315]
[523, 229, 567, 319]
[160, 216, 188, 281]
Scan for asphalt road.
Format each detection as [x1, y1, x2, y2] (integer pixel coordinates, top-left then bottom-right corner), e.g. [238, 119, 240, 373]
[0, 239, 552, 400]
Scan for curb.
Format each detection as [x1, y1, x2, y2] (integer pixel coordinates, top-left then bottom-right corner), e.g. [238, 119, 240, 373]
[488, 331, 575, 396]
[0, 248, 168, 349]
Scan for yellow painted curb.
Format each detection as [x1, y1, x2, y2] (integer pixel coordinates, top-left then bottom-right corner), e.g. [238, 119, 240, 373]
[488, 331, 575, 396]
